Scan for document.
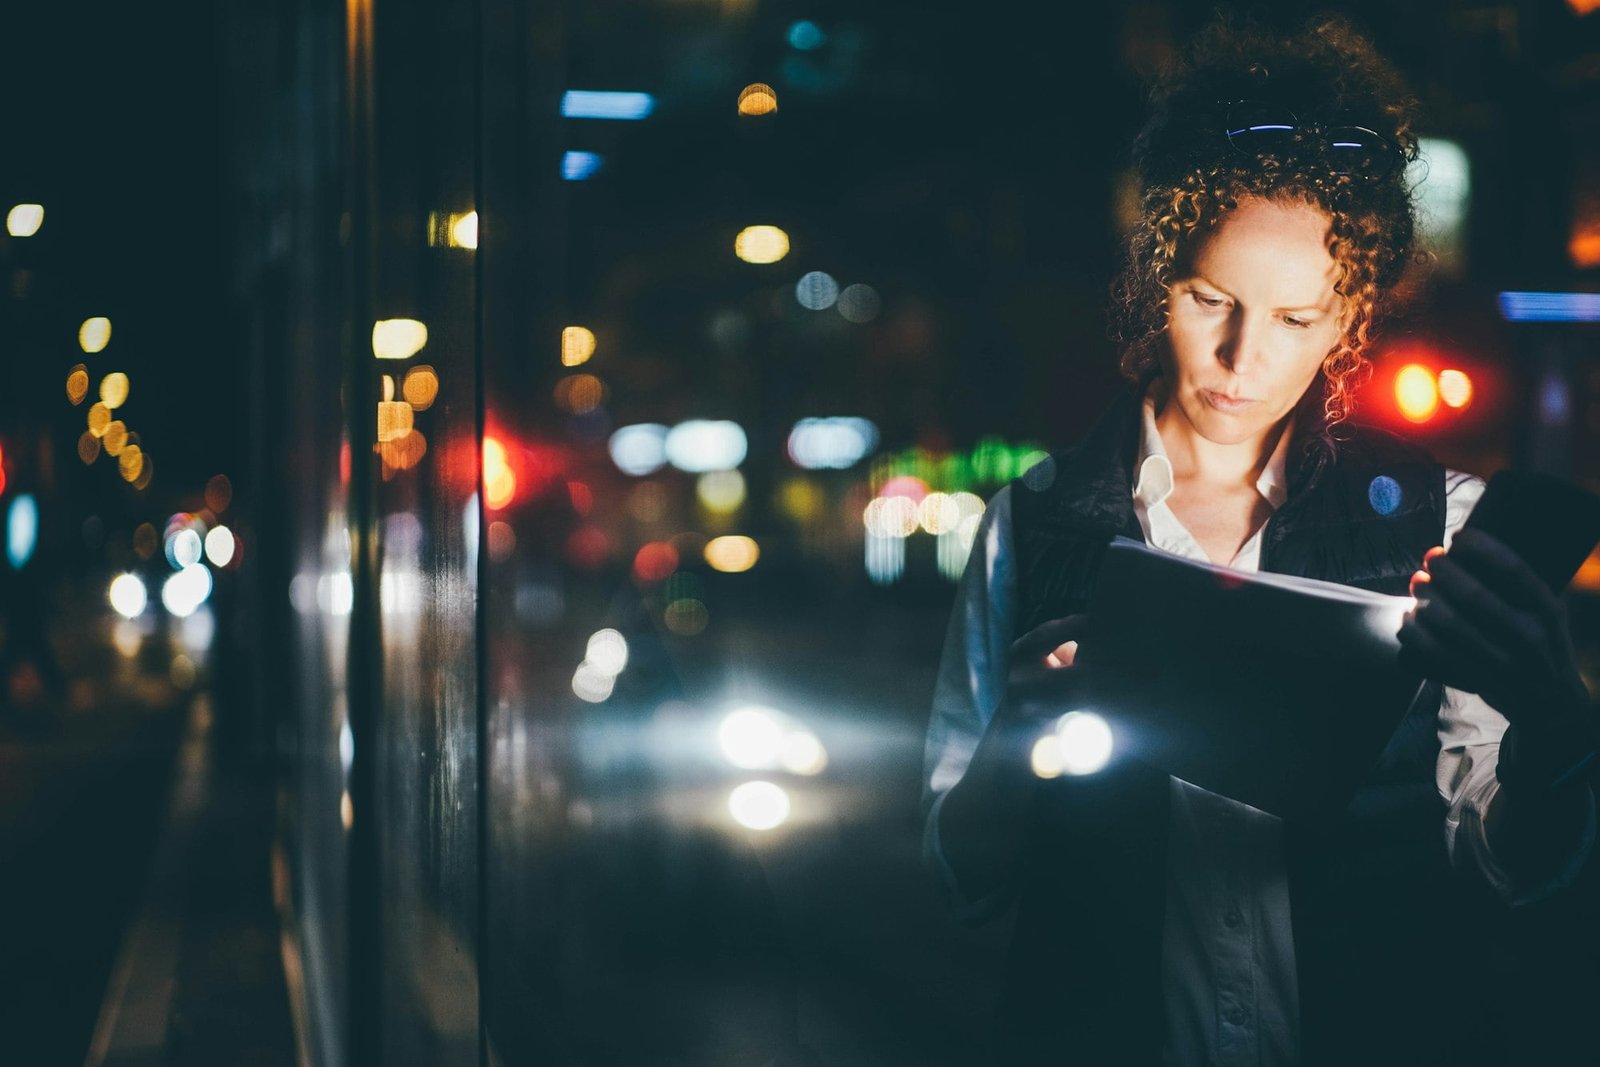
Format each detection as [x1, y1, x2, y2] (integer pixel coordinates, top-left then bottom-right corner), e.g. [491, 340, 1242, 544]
[1078, 537, 1425, 819]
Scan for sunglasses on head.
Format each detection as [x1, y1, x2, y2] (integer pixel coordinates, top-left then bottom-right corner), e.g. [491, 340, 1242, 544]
[1222, 100, 1402, 181]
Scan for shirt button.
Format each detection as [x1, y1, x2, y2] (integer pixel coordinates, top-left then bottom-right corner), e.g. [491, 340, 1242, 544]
[1225, 1005, 1248, 1028]
[1223, 905, 1243, 928]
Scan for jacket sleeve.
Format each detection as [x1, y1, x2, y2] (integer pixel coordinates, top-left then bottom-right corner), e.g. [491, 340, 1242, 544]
[1434, 470, 1597, 903]
[921, 485, 1021, 923]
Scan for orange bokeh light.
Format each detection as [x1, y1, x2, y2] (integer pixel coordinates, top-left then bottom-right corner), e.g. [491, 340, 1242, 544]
[1437, 369, 1473, 409]
[1394, 364, 1440, 423]
[484, 436, 517, 510]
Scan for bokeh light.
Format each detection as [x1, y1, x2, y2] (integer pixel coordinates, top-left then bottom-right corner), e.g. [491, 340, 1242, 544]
[1437, 369, 1473, 409]
[171, 527, 204, 569]
[705, 535, 760, 573]
[787, 20, 825, 50]
[6, 204, 43, 238]
[102, 421, 128, 456]
[132, 452, 152, 489]
[1056, 711, 1114, 775]
[77, 431, 101, 465]
[66, 365, 89, 405]
[562, 326, 597, 367]
[787, 416, 878, 469]
[402, 366, 439, 410]
[108, 573, 148, 619]
[737, 82, 778, 116]
[571, 661, 616, 703]
[380, 429, 427, 471]
[377, 400, 414, 442]
[79, 317, 111, 353]
[99, 372, 129, 410]
[863, 496, 920, 538]
[553, 373, 605, 414]
[734, 225, 790, 265]
[720, 708, 785, 769]
[781, 730, 827, 775]
[796, 271, 840, 310]
[7, 495, 39, 569]
[663, 597, 709, 635]
[205, 525, 236, 567]
[487, 520, 516, 562]
[918, 492, 963, 534]
[205, 474, 233, 514]
[609, 423, 669, 476]
[372, 318, 428, 360]
[1031, 735, 1066, 779]
[1395, 364, 1439, 422]
[87, 402, 111, 438]
[632, 542, 679, 584]
[450, 210, 479, 250]
[728, 781, 790, 831]
[483, 436, 516, 510]
[161, 564, 213, 618]
[696, 470, 747, 514]
[585, 629, 629, 676]
[665, 420, 747, 473]
[134, 523, 158, 559]
[836, 283, 881, 323]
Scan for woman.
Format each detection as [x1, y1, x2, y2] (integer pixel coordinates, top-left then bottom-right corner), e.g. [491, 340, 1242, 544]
[922, 16, 1596, 1066]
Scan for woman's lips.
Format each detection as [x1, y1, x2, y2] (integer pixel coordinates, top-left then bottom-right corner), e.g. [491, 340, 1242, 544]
[1203, 389, 1257, 413]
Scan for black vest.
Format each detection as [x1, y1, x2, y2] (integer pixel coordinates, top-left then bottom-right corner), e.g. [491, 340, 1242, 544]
[995, 388, 1494, 1065]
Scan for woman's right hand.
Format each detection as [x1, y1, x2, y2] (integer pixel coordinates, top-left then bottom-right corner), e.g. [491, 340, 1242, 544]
[993, 614, 1094, 750]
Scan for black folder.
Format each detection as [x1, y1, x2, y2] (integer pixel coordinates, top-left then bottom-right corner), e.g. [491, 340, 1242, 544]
[1077, 538, 1424, 819]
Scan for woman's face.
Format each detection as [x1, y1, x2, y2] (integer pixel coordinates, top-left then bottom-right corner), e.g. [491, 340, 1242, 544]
[1160, 195, 1347, 448]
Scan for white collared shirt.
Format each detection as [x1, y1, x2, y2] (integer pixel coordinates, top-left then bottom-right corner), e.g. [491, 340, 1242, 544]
[922, 391, 1596, 1066]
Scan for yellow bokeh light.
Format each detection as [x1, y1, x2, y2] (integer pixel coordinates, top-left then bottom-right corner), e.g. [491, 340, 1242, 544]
[737, 82, 778, 116]
[99, 372, 129, 409]
[103, 421, 129, 456]
[1395, 364, 1440, 422]
[134, 456, 154, 490]
[380, 429, 427, 471]
[134, 523, 158, 559]
[1031, 735, 1065, 779]
[66, 365, 89, 405]
[382, 374, 395, 401]
[1437, 369, 1473, 409]
[734, 225, 790, 265]
[553, 373, 605, 414]
[918, 492, 963, 534]
[77, 431, 100, 465]
[119, 445, 144, 482]
[372, 318, 428, 360]
[705, 535, 760, 573]
[6, 204, 43, 238]
[402, 365, 439, 409]
[377, 401, 414, 443]
[450, 210, 479, 250]
[778, 477, 823, 521]
[696, 470, 747, 514]
[79, 317, 112, 354]
[562, 326, 596, 367]
[864, 496, 920, 538]
[87, 402, 111, 438]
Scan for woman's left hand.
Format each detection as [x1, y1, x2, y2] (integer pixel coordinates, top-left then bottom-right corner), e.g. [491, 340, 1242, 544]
[1398, 527, 1595, 789]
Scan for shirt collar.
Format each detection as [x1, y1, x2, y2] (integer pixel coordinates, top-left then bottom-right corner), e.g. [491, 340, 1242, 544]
[1133, 383, 1293, 511]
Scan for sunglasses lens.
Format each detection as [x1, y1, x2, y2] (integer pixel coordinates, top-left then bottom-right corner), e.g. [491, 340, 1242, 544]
[1325, 126, 1397, 178]
[1225, 103, 1297, 152]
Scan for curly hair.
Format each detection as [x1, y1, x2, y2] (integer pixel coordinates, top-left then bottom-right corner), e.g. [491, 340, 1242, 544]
[1108, 13, 1422, 436]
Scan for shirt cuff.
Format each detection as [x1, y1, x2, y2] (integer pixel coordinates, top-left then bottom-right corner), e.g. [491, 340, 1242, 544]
[923, 789, 1016, 925]
[1454, 777, 1597, 906]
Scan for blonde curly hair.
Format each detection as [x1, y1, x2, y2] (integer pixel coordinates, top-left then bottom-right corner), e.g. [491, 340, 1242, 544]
[1109, 14, 1422, 436]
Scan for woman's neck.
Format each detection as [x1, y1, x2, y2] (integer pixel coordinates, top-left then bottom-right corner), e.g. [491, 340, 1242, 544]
[1151, 384, 1288, 490]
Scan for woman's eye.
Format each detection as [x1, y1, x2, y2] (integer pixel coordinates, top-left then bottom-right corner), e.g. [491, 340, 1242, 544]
[1282, 315, 1312, 329]
[1191, 292, 1227, 309]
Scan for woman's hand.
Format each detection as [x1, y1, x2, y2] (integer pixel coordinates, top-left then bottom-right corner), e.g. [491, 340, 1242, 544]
[1398, 528, 1595, 792]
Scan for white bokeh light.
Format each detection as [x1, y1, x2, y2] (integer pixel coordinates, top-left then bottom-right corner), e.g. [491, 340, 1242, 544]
[204, 525, 236, 567]
[1055, 711, 1113, 776]
[585, 629, 629, 676]
[718, 707, 786, 769]
[108, 573, 148, 619]
[728, 780, 791, 831]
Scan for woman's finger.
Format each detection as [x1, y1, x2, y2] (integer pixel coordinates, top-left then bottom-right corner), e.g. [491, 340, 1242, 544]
[1444, 528, 1560, 617]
